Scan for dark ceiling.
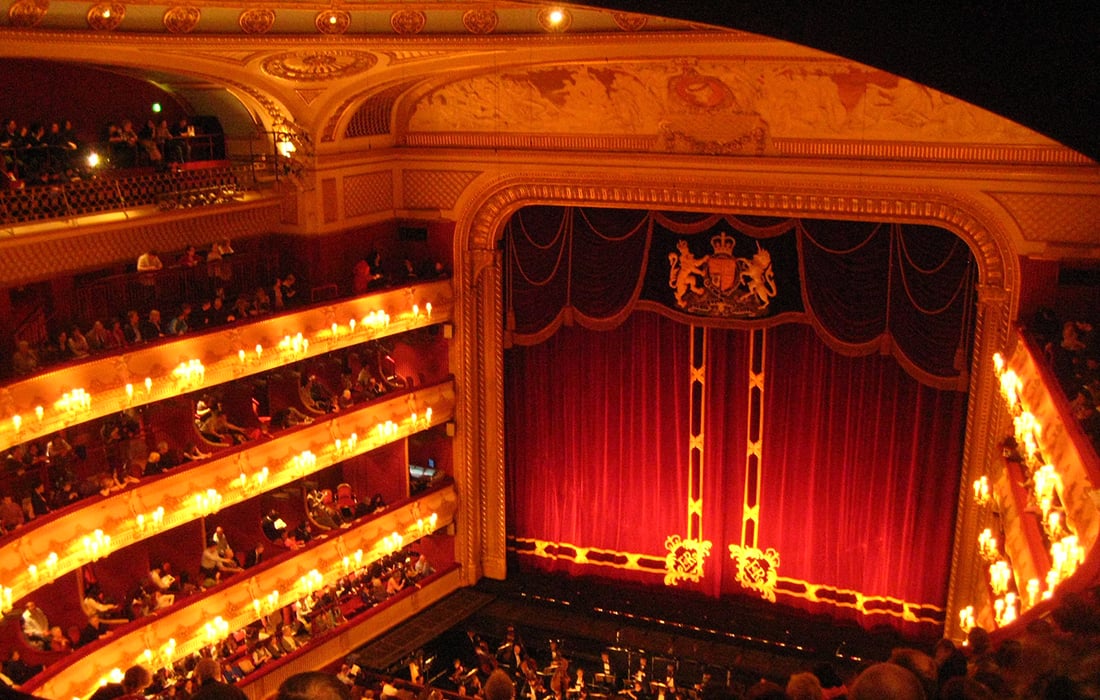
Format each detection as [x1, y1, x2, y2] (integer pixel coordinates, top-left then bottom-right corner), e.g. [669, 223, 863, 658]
[588, 1, 1100, 163]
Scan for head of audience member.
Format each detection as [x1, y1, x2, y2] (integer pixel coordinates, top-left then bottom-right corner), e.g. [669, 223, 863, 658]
[786, 672, 824, 700]
[275, 671, 352, 700]
[122, 665, 153, 695]
[193, 657, 223, 685]
[849, 663, 924, 700]
[484, 669, 516, 700]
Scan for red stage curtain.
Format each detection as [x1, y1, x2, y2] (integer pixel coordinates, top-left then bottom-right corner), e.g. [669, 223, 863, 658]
[505, 312, 691, 582]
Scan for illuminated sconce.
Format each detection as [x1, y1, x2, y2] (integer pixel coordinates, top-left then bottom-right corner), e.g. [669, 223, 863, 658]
[416, 512, 439, 536]
[1026, 578, 1040, 608]
[87, 152, 101, 168]
[172, 359, 206, 389]
[958, 605, 975, 634]
[10, 415, 21, 434]
[255, 344, 263, 361]
[276, 137, 296, 159]
[992, 352, 1004, 376]
[978, 528, 999, 562]
[27, 564, 38, 583]
[34, 405, 43, 423]
[993, 593, 1017, 627]
[384, 531, 404, 553]
[349, 318, 356, 333]
[0, 586, 12, 614]
[83, 529, 112, 561]
[290, 450, 317, 478]
[125, 383, 134, 404]
[972, 475, 991, 507]
[412, 304, 420, 319]
[159, 638, 177, 667]
[340, 549, 364, 575]
[204, 616, 229, 645]
[299, 569, 324, 596]
[194, 489, 223, 516]
[253, 589, 280, 617]
[144, 377, 153, 395]
[44, 551, 59, 580]
[989, 560, 1012, 595]
[56, 388, 92, 421]
[999, 369, 1022, 409]
[135, 506, 165, 533]
[278, 333, 308, 358]
[426, 302, 432, 319]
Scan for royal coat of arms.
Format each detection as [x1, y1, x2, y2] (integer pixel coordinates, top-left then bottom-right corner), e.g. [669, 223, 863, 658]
[667, 233, 777, 317]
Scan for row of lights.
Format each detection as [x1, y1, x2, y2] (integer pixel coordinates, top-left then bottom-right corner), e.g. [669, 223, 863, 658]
[117, 509, 442, 683]
[963, 351, 1089, 632]
[10, 401, 438, 607]
[3, 297, 443, 444]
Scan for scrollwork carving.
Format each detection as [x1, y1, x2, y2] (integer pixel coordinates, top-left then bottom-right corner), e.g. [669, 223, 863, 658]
[612, 12, 647, 32]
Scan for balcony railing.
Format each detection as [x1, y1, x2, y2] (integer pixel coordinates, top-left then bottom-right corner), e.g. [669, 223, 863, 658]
[0, 164, 249, 227]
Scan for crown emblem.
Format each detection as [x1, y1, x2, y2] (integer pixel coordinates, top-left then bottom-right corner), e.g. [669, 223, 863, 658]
[710, 232, 736, 256]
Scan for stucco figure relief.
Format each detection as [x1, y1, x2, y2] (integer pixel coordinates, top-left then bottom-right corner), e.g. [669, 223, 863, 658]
[408, 60, 1047, 145]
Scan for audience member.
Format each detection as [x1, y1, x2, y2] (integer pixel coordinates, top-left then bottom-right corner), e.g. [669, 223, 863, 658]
[20, 601, 49, 648]
[136, 250, 164, 272]
[190, 657, 247, 700]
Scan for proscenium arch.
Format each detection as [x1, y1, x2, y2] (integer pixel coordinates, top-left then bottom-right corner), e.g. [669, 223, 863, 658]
[452, 173, 1018, 638]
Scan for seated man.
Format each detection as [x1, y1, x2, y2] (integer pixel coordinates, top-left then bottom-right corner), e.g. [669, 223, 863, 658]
[21, 601, 50, 649]
[199, 544, 242, 581]
[262, 510, 288, 542]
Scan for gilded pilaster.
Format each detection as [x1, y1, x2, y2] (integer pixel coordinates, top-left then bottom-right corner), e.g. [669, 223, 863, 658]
[945, 283, 1014, 639]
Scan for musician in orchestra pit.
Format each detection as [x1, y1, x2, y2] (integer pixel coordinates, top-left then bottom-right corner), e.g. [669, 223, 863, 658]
[569, 667, 588, 699]
[622, 679, 649, 700]
[662, 664, 677, 694]
[502, 643, 526, 672]
[598, 651, 623, 690]
[632, 657, 649, 687]
[550, 657, 571, 700]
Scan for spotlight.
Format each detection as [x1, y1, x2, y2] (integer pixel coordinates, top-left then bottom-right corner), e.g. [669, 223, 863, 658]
[548, 9, 564, 25]
[152, 102, 162, 113]
[87, 152, 101, 168]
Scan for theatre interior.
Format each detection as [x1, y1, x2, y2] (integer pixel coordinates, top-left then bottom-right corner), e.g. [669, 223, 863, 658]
[1, 2, 1098, 699]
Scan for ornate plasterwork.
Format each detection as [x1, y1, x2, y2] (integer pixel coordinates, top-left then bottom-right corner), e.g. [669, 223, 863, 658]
[408, 59, 1048, 151]
[7, 0, 48, 27]
[612, 12, 647, 32]
[315, 9, 350, 35]
[86, 2, 125, 30]
[988, 192, 1100, 247]
[261, 50, 376, 82]
[402, 170, 482, 211]
[462, 8, 497, 35]
[390, 9, 426, 35]
[238, 7, 274, 35]
[163, 5, 200, 34]
[536, 7, 571, 33]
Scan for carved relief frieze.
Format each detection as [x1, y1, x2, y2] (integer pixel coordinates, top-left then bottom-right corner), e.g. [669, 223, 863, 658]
[86, 1, 125, 31]
[238, 7, 274, 35]
[462, 8, 497, 35]
[987, 191, 1100, 247]
[407, 58, 1053, 157]
[390, 9, 426, 35]
[261, 50, 376, 82]
[163, 5, 200, 34]
[7, 0, 48, 28]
